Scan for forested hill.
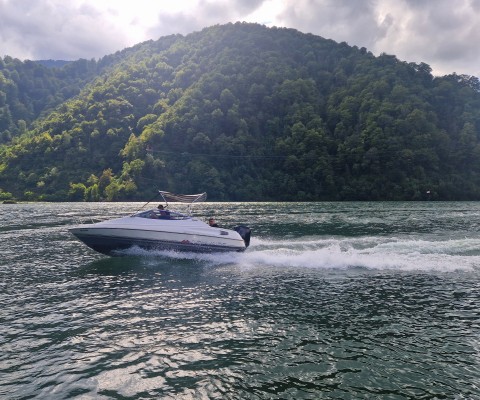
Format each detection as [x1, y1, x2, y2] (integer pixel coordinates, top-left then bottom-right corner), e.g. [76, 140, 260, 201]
[1, 22, 480, 202]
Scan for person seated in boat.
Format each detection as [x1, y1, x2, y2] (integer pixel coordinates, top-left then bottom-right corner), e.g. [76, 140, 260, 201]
[157, 204, 170, 219]
[208, 217, 218, 227]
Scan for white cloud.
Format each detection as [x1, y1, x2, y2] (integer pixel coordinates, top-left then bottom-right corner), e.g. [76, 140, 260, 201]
[277, 0, 380, 47]
[0, 0, 128, 60]
[373, 0, 480, 76]
[0, 0, 479, 77]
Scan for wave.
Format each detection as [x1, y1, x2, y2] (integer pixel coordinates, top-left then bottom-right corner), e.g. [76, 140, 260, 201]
[117, 235, 480, 272]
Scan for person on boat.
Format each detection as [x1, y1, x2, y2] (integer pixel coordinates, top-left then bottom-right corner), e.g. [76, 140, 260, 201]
[157, 204, 170, 219]
[208, 217, 218, 227]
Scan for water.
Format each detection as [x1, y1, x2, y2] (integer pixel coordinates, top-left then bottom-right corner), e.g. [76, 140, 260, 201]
[1, 202, 479, 399]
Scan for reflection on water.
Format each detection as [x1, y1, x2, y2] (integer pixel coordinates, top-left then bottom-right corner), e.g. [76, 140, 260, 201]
[1, 202, 480, 398]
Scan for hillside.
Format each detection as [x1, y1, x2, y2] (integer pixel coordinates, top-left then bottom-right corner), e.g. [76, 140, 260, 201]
[1, 22, 480, 201]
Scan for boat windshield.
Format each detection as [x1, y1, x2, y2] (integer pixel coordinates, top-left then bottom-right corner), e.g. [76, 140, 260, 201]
[134, 209, 191, 220]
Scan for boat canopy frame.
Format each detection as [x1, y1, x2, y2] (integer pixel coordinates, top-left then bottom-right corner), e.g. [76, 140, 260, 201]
[159, 191, 207, 205]
[159, 191, 207, 215]
[133, 191, 207, 216]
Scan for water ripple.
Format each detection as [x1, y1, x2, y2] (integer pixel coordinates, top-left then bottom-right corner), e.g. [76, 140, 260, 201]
[1, 203, 480, 398]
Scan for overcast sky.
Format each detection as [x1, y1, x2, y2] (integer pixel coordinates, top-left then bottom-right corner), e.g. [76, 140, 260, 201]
[1, 0, 479, 77]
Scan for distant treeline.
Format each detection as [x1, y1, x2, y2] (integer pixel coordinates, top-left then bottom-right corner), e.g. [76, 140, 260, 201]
[1, 22, 480, 202]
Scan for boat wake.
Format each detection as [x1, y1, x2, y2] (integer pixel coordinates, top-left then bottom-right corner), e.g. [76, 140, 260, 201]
[116, 235, 480, 272]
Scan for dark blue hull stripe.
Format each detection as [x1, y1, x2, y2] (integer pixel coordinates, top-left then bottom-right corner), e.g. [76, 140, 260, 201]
[72, 233, 245, 256]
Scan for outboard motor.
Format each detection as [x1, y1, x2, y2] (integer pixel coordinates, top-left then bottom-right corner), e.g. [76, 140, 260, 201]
[234, 226, 251, 248]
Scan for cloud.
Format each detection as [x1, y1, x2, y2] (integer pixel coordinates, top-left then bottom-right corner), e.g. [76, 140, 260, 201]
[273, 0, 480, 77]
[0, 0, 479, 77]
[146, 0, 265, 39]
[373, 0, 480, 76]
[277, 0, 381, 48]
[0, 0, 128, 60]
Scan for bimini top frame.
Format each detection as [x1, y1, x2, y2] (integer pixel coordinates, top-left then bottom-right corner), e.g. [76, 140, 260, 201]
[132, 191, 207, 216]
[158, 191, 207, 215]
[158, 191, 207, 205]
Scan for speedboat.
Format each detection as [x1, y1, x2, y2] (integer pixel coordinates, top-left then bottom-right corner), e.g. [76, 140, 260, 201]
[69, 191, 251, 256]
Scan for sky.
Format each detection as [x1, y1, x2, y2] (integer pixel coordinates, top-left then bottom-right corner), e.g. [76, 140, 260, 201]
[1, 0, 479, 78]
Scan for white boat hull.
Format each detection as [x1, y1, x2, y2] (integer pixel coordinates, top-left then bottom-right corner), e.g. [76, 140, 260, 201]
[70, 215, 249, 255]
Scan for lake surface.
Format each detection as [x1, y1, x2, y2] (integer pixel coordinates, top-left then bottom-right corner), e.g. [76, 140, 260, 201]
[1, 201, 479, 399]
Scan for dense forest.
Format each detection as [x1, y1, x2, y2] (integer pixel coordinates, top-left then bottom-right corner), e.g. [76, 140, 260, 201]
[1, 22, 480, 202]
